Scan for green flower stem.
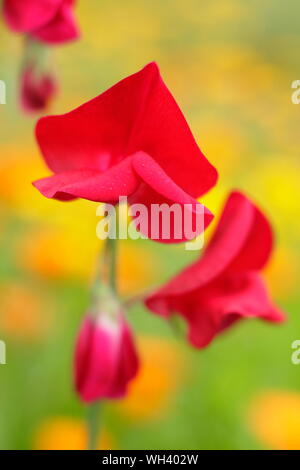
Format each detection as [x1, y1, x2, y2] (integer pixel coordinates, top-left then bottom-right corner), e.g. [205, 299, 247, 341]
[87, 401, 102, 451]
[107, 235, 118, 294]
[87, 213, 118, 450]
[22, 36, 50, 70]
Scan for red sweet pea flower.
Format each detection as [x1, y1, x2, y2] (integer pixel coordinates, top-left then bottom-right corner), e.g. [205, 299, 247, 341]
[74, 312, 139, 403]
[33, 63, 217, 242]
[20, 64, 57, 113]
[145, 191, 285, 348]
[3, 0, 79, 44]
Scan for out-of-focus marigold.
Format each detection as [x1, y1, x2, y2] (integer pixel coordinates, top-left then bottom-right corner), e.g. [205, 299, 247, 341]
[118, 336, 185, 421]
[33, 417, 114, 450]
[248, 390, 300, 450]
[0, 282, 52, 341]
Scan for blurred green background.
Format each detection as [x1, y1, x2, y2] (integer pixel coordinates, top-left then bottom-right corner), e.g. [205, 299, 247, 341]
[0, 0, 299, 450]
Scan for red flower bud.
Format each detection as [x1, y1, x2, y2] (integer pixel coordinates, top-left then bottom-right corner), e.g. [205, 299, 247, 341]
[20, 64, 57, 113]
[74, 312, 139, 403]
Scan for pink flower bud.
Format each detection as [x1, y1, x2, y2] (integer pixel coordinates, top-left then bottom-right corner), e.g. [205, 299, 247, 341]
[20, 64, 57, 113]
[74, 312, 139, 403]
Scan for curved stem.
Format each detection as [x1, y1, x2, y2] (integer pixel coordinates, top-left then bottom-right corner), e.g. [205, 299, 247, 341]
[123, 287, 153, 309]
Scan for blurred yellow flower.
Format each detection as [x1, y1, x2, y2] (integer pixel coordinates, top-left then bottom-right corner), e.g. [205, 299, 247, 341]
[18, 227, 97, 281]
[0, 282, 51, 340]
[18, 225, 159, 297]
[0, 150, 46, 211]
[263, 245, 298, 299]
[33, 417, 114, 450]
[118, 242, 159, 297]
[248, 390, 300, 450]
[118, 336, 186, 421]
[171, 0, 248, 33]
[193, 116, 246, 177]
[77, 1, 161, 52]
[0, 150, 98, 227]
[246, 156, 300, 242]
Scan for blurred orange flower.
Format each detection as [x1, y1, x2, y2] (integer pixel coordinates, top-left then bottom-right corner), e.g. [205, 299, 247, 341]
[194, 116, 246, 177]
[0, 151, 46, 210]
[18, 227, 96, 281]
[248, 390, 300, 449]
[18, 226, 159, 297]
[0, 149, 98, 227]
[263, 246, 298, 300]
[118, 242, 158, 297]
[118, 336, 186, 421]
[0, 282, 51, 340]
[33, 417, 114, 450]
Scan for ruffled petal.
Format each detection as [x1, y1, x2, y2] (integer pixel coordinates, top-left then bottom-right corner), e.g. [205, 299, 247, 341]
[145, 192, 252, 295]
[145, 191, 283, 348]
[147, 272, 284, 349]
[125, 64, 218, 197]
[35, 62, 217, 196]
[187, 272, 285, 348]
[129, 152, 213, 242]
[145, 191, 273, 293]
[33, 157, 140, 202]
[33, 151, 213, 243]
[228, 201, 273, 272]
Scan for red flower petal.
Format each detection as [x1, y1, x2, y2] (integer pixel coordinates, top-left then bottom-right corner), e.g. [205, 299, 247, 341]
[108, 321, 139, 398]
[146, 191, 272, 295]
[147, 272, 284, 349]
[227, 200, 273, 272]
[145, 191, 284, 348]
[33, 2, 79, 44]
[3, 0, 62, 33]
[33, 157, 139, 202]
[129, 152, 213, 242]
[185, 272, 285, 348]
[35, 63, 217, 196]
[33, 151, 212, 242]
